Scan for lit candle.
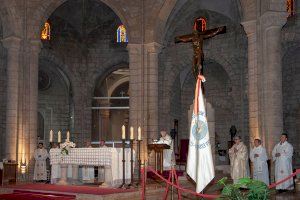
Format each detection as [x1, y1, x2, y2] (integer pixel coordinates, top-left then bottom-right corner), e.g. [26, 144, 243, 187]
[130, 126, 134, 140]
[67, 131, 70, 142]
[122, 125, 126, 140]
[138, 126, 142, 140]
[49, 130, 53, 142]
[58, 131, 61, 143]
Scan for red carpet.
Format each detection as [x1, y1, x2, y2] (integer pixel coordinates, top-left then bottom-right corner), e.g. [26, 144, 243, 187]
[1, 183, 135, 196]
[0, 190, 75, 200]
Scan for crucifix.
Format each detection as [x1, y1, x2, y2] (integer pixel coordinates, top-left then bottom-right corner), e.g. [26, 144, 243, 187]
[175, 17, 226, 79]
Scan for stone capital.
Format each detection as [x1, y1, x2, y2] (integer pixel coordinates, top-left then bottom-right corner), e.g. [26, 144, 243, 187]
[260, 11, 287, 29]
[127, 43, 142, 55]
[144, 42, 163, 54]
[1, 36, 22, 51]
[241, 20, 257, 36]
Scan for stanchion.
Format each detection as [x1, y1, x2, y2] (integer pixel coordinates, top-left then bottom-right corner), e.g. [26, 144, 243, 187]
[119, 139, 127, 189]
[128, 139, 135, 187]
[137, 139, 142, 186]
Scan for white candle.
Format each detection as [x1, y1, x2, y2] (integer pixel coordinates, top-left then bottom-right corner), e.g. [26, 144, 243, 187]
[122, 125, 126, 140]
[138, 127, 142, 140]
[67, 131, 70, 142]
[130, 126, 134, 140]
[58, 131, 61, 143]
[49, 130, 53, 142]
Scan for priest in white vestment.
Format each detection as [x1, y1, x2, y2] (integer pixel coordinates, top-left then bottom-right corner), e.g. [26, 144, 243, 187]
[50, 143, 61, 184]
[82, 142, 95, 183]
[229, 136, 249, 183]
[272, 133, 294, 191]
[250, 139, 269, 185]
[33, 143, 49, 181]
[158, 130, 174, 170]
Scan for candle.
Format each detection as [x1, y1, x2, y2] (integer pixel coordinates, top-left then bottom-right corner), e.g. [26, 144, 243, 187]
[58, 131, 61, 143]
[138, 126, 142, 140]
[130, 127, 134, 140]
[67, 131, 70, 142]
[122, 125, 126, 140]
[49, 130, 53, 142]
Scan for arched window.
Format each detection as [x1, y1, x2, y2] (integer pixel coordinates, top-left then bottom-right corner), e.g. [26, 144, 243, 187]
[287, 0, 295, 17]
[41, 22, 51, 40]
[193, 17, 207, 32]
[117, 25, 128, 43]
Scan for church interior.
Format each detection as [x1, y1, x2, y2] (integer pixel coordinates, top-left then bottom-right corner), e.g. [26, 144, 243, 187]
[0, 0, 300, 199]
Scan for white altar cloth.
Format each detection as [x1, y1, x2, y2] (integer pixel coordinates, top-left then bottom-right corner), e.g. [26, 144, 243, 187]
[50, 148, 135, 186]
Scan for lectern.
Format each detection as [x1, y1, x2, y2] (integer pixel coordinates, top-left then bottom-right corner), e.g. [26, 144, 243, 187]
[148, 143, 170, 174]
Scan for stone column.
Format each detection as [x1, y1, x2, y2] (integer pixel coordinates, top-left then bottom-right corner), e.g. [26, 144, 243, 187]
[144, 42, 162, 140]
[2, 36, 21, 160]
[28, 40, 42, 157]
[260, 12, 287, 154]
[242, 20, 260, 147]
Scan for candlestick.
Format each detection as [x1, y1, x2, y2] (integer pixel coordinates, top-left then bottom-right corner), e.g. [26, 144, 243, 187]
[130, 126, 134, 140]
[58, 131, 61, 143]
[49, 130, 53, 142]
[122, 125, 126, 140]
[138, 127, 141, 141]
[67, 131, 70, 142]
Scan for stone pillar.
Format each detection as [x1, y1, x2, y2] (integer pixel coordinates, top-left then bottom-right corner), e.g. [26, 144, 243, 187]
[28, 40, 42, 157]
[242, 20, 260, 147]
[2, 36, 21, 160]
[144, 42, 162, 140]
[260, 12, 287, 154]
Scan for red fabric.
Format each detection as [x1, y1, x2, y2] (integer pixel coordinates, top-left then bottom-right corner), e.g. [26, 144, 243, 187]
[1, 183, 135, 196]
[176, 139, 189, 164]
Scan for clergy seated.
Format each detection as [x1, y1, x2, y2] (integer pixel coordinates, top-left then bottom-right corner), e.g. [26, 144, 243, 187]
[33, 143, 49, 182]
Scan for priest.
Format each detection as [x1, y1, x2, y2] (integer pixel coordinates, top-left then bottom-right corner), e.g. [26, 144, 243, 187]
[229, 136, 249, 183]
[272, 133, 294, 191]
[33, 143, 49, 182]
[50, 143, 61, 184]
[250, 139, 269, 185]
[82, 141, 95, 183]
[158, 130, 174, 170]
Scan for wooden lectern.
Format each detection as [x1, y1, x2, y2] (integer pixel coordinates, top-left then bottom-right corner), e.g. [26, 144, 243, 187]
[0, 163, 17, 186]
[148, 143, 170, 174]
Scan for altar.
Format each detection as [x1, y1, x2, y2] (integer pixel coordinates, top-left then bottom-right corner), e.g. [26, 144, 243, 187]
[50, 147, 135, 186]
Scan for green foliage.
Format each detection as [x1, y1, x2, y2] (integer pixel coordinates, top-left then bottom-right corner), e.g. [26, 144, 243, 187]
[217, 177, 270, 200]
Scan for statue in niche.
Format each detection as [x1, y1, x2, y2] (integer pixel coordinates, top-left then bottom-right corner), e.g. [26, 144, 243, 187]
[175, 17, 226, 78]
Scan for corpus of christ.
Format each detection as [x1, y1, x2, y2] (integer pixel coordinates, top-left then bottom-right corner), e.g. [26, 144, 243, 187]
[0, 0, 299, 199]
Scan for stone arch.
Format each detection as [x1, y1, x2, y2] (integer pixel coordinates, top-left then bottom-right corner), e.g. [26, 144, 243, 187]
[27, 0, 133, 41]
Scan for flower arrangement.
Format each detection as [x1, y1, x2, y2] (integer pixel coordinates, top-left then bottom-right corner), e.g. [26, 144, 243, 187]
[60, 140, 76, 155]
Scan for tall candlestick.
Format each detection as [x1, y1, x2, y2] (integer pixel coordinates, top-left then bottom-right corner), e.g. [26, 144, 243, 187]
[138, 126, 142, 141]
[49, 130, 53, 142]
[122, 125, 126, 140]
[58, 131, 61, 143]
[67, 131, 70, 142]
[130, 126, 134, 140]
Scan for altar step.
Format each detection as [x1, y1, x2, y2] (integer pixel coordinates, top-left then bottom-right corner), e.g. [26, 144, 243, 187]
[0, 190, 76, 200]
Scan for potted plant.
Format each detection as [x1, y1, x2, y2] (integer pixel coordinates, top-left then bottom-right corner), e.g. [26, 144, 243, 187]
[217, 177, 270, 200]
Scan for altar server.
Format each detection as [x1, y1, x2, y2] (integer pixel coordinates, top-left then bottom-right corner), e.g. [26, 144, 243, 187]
[50, 143, 61, 184]
[82, 141, 95, 183]
[33, 143, 49, 181]
[229, 136, 249, 183]
[272, 133, 294, 191]
[250, 139, 269, 185]
[158, 130, 174, 170]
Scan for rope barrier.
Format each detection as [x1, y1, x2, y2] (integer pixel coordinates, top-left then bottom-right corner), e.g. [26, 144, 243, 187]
[141, 166, 300, 199]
